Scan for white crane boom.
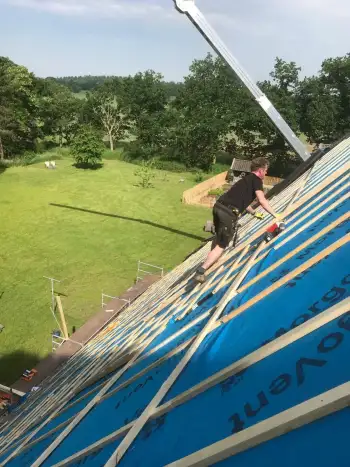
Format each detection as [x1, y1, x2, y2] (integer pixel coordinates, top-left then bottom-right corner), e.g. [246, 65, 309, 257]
[174, 0, 311, 162]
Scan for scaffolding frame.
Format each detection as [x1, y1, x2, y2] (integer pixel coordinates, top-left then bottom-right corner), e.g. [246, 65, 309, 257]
[136, 260, 164, 283]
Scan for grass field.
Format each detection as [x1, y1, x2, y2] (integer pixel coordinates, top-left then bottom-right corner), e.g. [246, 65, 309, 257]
[0, 154, 211, 384]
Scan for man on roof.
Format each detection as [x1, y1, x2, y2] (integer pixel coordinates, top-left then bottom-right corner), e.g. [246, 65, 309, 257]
[194, 157, 283, 283]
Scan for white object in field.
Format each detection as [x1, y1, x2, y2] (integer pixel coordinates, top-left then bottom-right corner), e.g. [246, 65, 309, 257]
[45, 161, 56, 169]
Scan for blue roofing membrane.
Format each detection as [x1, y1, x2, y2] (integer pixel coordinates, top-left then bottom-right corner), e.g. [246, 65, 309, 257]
[0, 138, 349, 467]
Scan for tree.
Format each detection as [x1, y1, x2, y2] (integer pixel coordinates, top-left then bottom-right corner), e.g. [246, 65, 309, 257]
[167, 54, 241, 171]
[0, 105, 14, 161]
[162, 81, 184, 100]
[96, 97, 128, 151]
[36, 78, 83, 146]
[121, 70, 169, 159]
[71, 125, 105, 168]
[297, 54, 350, 146]
[52, 75, 184, 101]
[85, 85, 131, 151]
[1, 52, 349, 178]
[127, 107, 178, 161]
[168, 55, 305, 175]
[297, 76, 339, 145]
[321, 54, 350, 137]
[53, 75, 111, 93]
[0, 57, 39, 159]
[232, 58, 303, 175]
[122, 70, 167, 122]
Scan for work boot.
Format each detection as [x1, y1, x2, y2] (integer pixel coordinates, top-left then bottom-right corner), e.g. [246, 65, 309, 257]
[194, 266, 207, 284]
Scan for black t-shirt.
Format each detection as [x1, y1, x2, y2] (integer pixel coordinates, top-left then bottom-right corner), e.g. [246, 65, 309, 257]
[218, 173, 263, 213]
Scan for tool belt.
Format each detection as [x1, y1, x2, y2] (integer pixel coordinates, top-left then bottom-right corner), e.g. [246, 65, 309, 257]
[215, 201, 240, 218]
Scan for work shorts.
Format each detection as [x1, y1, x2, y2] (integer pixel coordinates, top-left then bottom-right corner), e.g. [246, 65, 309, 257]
[212, 202, 239, 249]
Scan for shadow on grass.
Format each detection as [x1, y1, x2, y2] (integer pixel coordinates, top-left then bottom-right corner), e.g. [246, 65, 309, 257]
[50, 203, 209, 242]
[0, 351, 40, 388]
[72, 162, 104, 171]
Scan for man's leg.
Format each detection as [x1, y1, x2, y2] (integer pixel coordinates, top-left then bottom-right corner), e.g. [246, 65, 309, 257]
[194, 244, 226, 284]
[194, 208, 235, 283]
[202, 245, 225, 270]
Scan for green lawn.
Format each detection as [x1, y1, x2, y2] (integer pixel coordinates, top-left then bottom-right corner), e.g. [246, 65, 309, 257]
[0, 156, 211, 384]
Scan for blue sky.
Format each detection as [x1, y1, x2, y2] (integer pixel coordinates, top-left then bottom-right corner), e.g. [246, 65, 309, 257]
[0, 0, 349, 82]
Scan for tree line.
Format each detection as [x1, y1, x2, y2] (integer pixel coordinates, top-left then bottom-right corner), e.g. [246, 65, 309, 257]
[0, 52, 349, 176]
[53, 75, 184, 100]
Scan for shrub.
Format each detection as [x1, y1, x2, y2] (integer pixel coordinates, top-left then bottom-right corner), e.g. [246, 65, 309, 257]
[194, 171, 204, 183]
[211, 163, 230, 175]
[21, 151, 37, 166]
[71, 125, 105, 169]
[126, 141, 158, 161]
[0, 159, 17, 170]
[134, 159, 156, 188]
[0, 156, 25, 168]
[153, 159, 187, 173]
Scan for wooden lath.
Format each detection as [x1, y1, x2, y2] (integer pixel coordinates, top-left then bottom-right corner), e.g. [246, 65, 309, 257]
[49, 296, 350, 466]
[165, 382, 350, 467]
[2, 149, 349, 460]
[105, 242, 264, 465]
